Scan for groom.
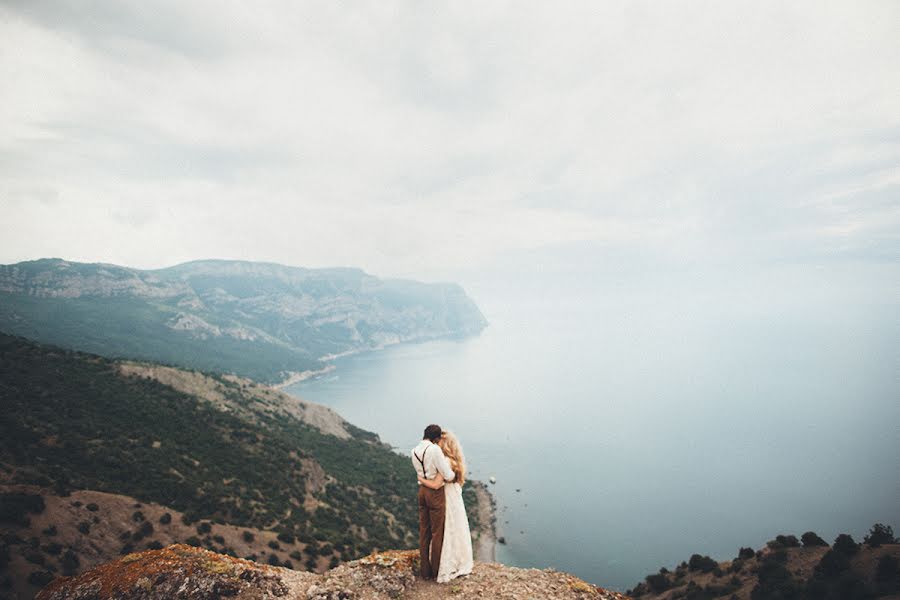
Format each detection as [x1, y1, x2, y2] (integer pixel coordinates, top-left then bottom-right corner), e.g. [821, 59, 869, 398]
[411, 424, 455, 580]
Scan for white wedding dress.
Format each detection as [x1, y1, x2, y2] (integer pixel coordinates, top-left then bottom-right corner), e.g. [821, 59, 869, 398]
[437, 481, 474, 583]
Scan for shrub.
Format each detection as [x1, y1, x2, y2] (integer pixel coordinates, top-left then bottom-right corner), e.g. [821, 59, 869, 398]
[196, 522, 212, 535]
[267, 554, 281, 566]
[28, 570, 54, 587]
[751, 554, 802, 600]
[159, 513, 172, 525]
[24, 550, 45, 565]
[86, 503, 99, 512]
[243, 531, 255, 543]
[801, 531, 828, 547]
[290, 551, 303, 560]
[768, 534, 799, 548]
[645, 573, 669, 593]
[864, 523, 897, 547]
[268, 540, 280, 550]
[282, 560, 294, 570]
[277, 532, 295, 545]
[76, 521, 91, 535]
[875, 555, 899, 594]
[186, 536, 202, 547]
[132, 511, 145, 522]
[815, 549, 851, 578]
[329, 556, 340, 569]
[688, 554, 718, 573]
[119, 543, 135, 555]
[61, 550, 79, 576]
[42, 543, 63, 555]
[736, 547, 754, 560]
[305, 556, 318, 571]
[213, 535, 225, 545]
[832, 534, 859, 555]
[146, 541, 163, 550]
[0, 493, 45, 526]
[139, 521, 154, 537]
[42, 525, 58, 537]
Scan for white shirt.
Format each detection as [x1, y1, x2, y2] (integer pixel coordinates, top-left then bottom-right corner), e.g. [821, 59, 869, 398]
[411, 440, 456, 484]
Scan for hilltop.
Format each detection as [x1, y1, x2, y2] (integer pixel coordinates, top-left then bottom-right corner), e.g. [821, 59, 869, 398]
[627, 527, 899, 600]
[0, 334, 495, 599]
[0, 258, 487, 384]
[34, 544, 629, 600]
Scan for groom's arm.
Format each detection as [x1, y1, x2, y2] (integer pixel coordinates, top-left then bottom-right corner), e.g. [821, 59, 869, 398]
[434, 449, 456, 482]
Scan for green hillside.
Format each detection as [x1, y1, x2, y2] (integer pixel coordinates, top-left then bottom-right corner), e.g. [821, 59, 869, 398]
[0, 333, 425, 554]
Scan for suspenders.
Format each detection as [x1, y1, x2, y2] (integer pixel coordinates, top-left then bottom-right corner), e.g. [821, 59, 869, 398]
[414, 445, 429, 478]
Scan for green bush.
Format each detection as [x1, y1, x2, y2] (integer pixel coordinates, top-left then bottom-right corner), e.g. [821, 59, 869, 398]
[688, 554, 718, 573]
[61, 550, 79, 576]
[243, 531, 255, 543]
[0, 493, 45, 526]
[832, 534, 859, 555]
[159, 513, 172, 525]
[277, 532, 295, 545]
[864, 523, 897, 547]
[645, 573, 669, 593]
[27, 570, 54, 587]
[42, 543, 63, 556]
[801, 531, 828, 547]
[77, 521, 90, 535]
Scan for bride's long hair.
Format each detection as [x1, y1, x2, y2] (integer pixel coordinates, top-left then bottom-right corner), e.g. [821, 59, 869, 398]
[439, 430, 466, 485]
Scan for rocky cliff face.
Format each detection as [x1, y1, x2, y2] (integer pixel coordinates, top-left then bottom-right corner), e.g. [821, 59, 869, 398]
[0, 258, 487, 384]
[35, 545, 629, 600]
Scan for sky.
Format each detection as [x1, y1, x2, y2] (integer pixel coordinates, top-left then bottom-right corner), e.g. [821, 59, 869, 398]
[1, 1, 898, 286]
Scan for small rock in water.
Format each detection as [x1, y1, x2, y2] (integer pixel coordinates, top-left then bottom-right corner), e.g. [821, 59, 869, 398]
[489, 476, 496, 484]
[498, 537, 507, 545]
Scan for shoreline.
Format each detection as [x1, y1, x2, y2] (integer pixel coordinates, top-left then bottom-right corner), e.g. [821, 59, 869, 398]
[471, 480, 498, 563]
[272, 364, 336, 389]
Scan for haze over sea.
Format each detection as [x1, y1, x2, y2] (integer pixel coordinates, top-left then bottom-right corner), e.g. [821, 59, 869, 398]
[287, 262, 899, 591]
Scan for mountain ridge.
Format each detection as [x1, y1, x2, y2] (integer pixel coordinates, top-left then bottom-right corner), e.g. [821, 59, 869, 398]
[0, 258, 487, 384]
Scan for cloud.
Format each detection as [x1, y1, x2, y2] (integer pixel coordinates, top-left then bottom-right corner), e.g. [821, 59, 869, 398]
[1, 1, 898, 278]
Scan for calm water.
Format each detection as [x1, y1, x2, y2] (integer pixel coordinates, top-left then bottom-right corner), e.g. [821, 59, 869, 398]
[287, 267, 900, 590]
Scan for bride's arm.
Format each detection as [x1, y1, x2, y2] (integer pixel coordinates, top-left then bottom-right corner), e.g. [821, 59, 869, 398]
[417, 473, 445, 490]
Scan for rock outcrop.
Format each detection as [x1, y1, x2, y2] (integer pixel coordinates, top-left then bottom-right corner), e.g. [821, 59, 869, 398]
[36, 545, 629, 600]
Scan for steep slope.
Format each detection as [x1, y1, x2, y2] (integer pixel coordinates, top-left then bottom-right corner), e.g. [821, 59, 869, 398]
[0, 258, 487, 384]
[0, 334, 493, 599]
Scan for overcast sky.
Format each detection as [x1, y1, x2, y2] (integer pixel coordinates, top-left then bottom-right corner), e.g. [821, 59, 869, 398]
[1, 1, 898, 284]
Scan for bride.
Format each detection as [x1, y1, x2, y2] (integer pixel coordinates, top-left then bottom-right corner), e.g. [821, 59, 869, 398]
[417, 430, 474, 583]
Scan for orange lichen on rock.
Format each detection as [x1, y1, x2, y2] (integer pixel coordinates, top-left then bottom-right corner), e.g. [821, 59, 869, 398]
[36, 544, 311, 600]
[354, 549, 419, 572]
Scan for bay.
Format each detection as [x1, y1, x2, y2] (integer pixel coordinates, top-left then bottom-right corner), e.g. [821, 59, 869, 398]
[287, 266, 900, 591]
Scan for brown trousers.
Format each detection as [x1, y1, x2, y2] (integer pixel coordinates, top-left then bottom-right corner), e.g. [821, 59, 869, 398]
[417, 484, 446, 579]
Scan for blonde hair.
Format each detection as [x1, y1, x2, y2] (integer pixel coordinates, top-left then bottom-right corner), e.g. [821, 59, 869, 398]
[439, 430, 466, 485]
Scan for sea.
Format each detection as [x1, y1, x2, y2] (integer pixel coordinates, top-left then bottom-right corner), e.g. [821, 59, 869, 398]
[286, 264, 900, 591]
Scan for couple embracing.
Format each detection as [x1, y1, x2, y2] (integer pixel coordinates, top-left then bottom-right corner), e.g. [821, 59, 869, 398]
[410, 424, 474, 583]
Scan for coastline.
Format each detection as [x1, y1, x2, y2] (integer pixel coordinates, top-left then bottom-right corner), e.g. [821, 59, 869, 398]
[272, 364, 336, 389]
[471, 480, 498, 562]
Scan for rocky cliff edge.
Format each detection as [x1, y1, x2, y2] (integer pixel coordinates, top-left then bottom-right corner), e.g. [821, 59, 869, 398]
[36, 544, 629, 600]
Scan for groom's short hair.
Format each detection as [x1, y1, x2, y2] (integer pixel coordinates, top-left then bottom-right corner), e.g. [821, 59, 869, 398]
[423, 424, 442, 441]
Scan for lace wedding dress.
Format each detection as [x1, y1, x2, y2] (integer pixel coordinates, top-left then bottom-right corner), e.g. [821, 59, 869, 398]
[437, 481, 474, 583]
